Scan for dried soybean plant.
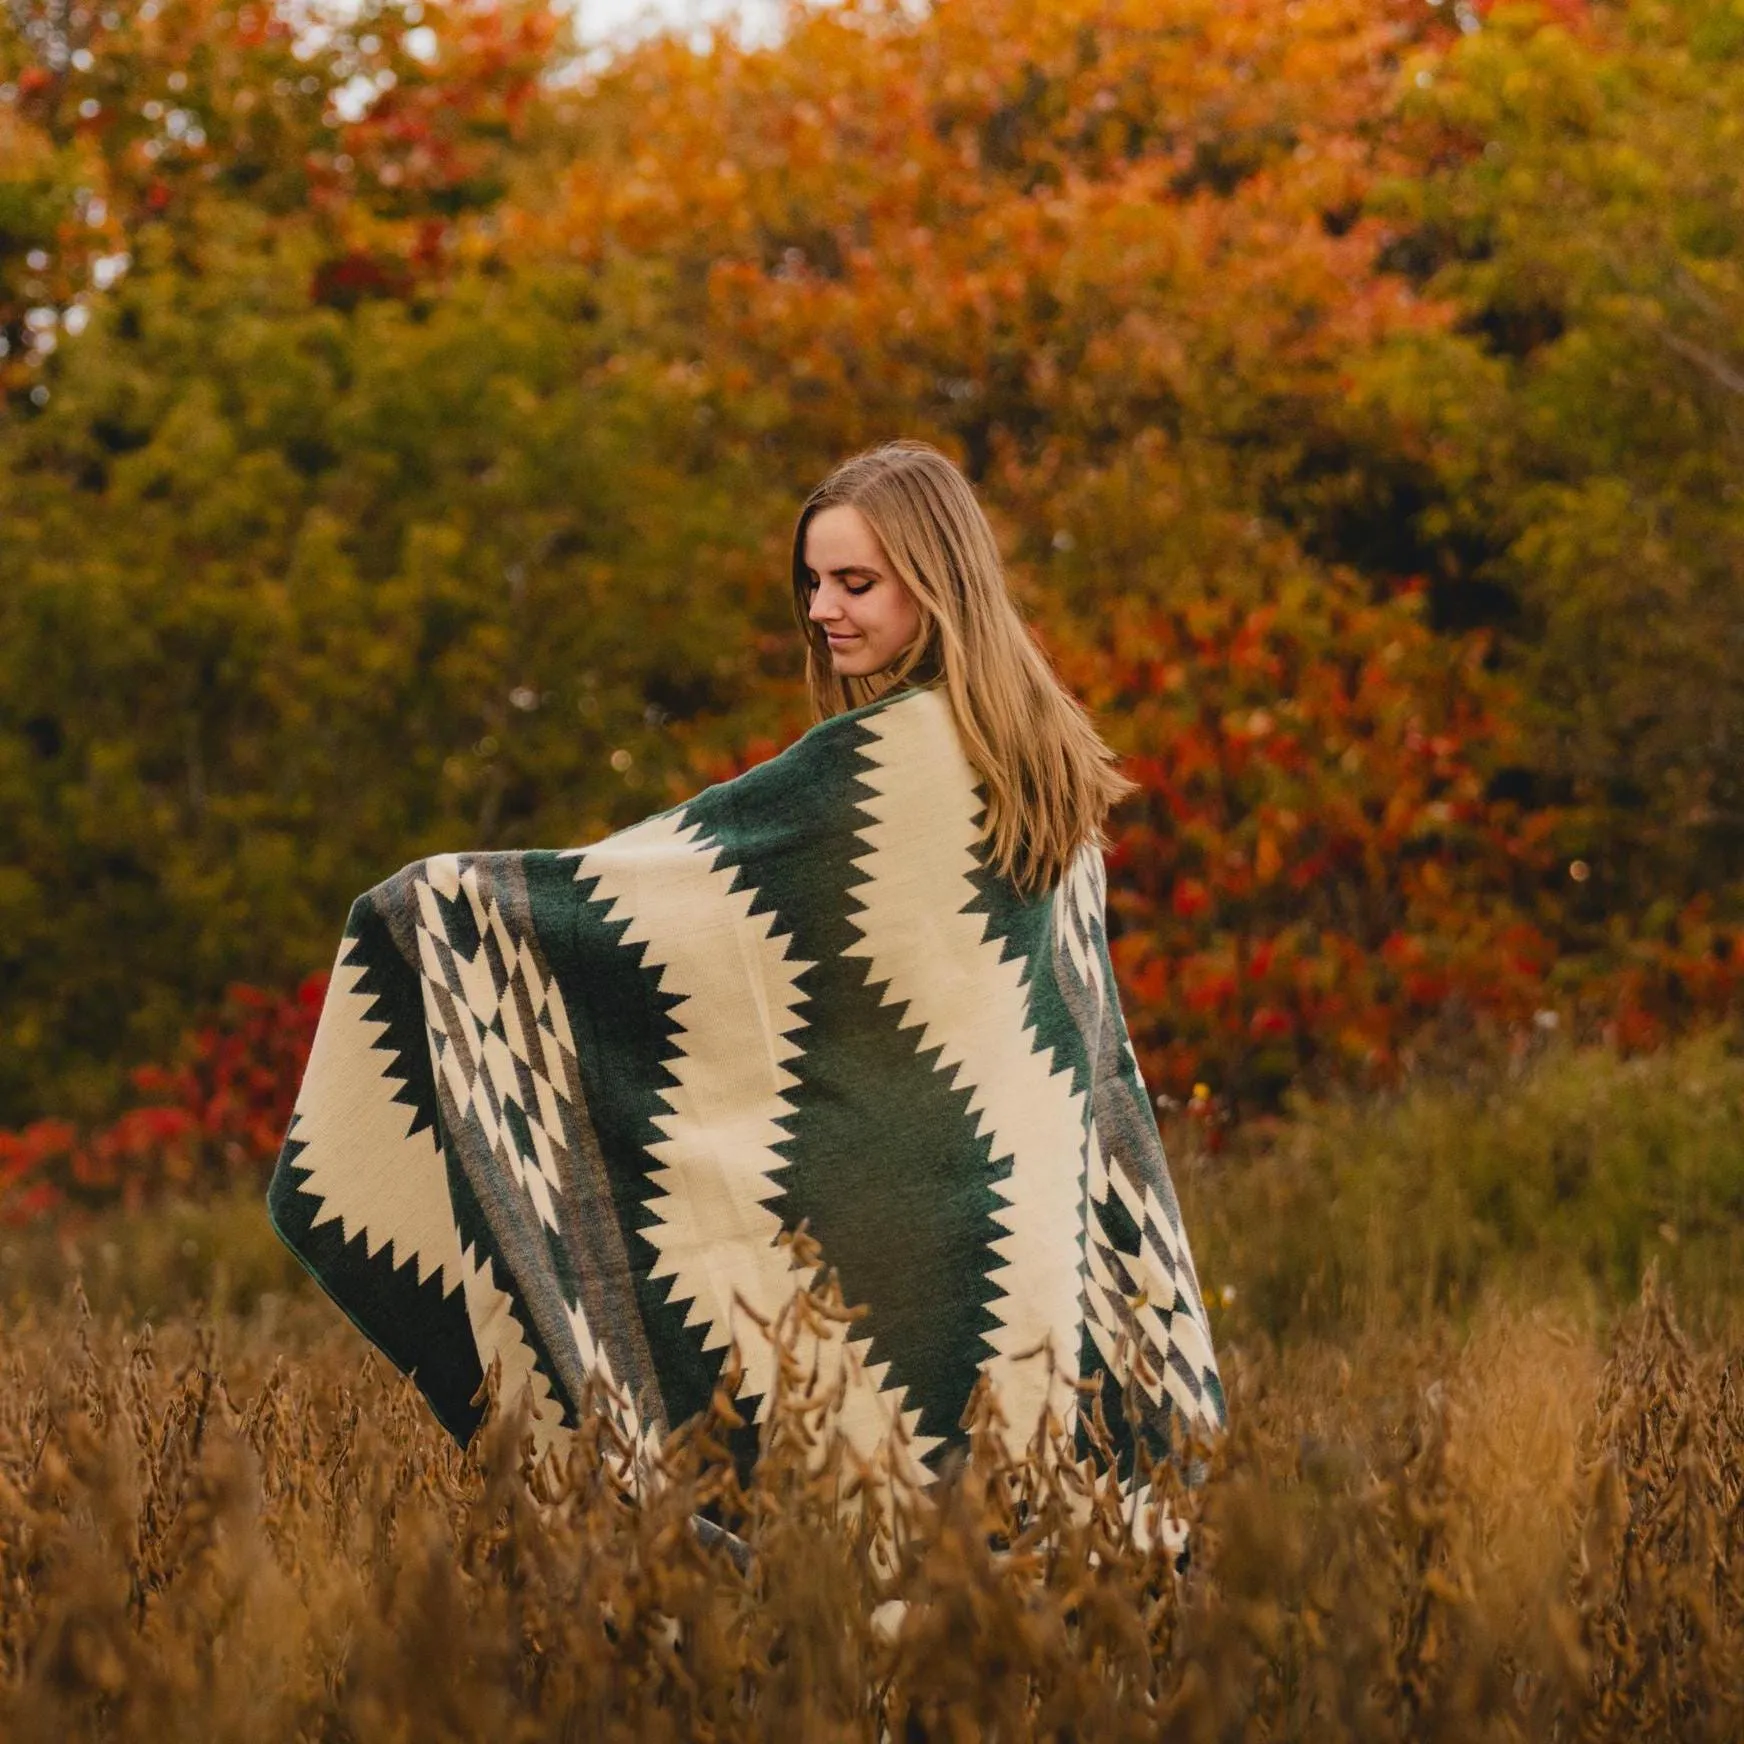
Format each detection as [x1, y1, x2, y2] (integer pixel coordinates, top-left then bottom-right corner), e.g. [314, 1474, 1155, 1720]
[2, 1258, 1743, 1739]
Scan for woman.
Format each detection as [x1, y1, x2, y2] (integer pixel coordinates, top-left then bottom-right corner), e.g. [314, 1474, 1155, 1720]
[268, 437, 1224, 1555]
[793, 439, 1135, 904]
[786, 440, 1226, 1505]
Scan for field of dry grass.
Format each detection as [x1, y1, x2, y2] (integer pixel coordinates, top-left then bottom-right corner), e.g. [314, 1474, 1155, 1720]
[4, 1247, 1742, 1736]
[5, 1036, 1744, 1739]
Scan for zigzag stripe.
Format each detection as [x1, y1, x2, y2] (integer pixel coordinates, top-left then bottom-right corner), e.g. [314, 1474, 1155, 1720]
[456, 1240, 571, 1465]
[841, 690, 1088, 1457]
[569, 811, 807, 1413]
[288, 931, 465, 1296]
[411, 853, 663, 1462]
[567, 811, 938, 1483]
[1054, 841, 1107, 1013]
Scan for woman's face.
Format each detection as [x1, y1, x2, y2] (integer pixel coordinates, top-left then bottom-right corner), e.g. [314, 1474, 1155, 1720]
[802, 503, 923, 680]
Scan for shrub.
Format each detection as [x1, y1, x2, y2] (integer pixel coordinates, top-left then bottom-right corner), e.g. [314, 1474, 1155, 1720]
[1177, 1026, 1744, 1342]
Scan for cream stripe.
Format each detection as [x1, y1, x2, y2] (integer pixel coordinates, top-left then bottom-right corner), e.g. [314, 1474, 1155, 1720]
[841, 689, 1088, 1456]
[458, 1241, 570, 1465]
[570, 812, 936, 1479]
[290, 935, 465, 1295]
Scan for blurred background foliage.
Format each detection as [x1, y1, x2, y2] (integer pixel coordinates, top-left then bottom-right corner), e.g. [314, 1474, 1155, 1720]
[0, 0, 1740, 1169]
[7, 14, 1743, 1722]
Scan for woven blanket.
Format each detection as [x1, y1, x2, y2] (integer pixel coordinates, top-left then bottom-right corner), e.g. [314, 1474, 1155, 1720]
[267, 682, 1225, 1492]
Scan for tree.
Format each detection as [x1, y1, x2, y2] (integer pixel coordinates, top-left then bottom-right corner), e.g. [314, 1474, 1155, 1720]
[0, 0, 794, 1121]
[1350, 0, 1744, 904]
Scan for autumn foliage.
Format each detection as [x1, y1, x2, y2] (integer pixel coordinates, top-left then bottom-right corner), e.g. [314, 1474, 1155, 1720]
[2, 0, 1743, 1195]
[1049, 577, 1744, 1106]
[1053, 580, 1557, 1103]
[0, 979, 324, 1227]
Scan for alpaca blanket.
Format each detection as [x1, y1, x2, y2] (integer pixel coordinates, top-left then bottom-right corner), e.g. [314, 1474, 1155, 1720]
[267, 683, 1225, 1490]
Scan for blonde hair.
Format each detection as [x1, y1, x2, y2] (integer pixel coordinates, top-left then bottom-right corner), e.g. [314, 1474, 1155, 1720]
[790, 439, 1137, 899]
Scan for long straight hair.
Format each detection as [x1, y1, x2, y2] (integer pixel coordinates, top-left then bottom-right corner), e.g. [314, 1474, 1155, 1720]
[790, 439, 1137, 899]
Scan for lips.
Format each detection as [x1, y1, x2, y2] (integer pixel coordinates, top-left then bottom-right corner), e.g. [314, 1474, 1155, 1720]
[826, 633, 860, 645]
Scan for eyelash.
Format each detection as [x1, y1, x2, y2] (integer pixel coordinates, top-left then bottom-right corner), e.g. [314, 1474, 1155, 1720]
[807, 577, 873, 596]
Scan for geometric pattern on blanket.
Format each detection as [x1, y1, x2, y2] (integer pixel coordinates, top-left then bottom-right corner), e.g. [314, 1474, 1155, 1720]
[268, 680, 1226, 1488]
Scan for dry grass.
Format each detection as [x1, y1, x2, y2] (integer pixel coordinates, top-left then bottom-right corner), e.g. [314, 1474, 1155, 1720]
[3, 1237, 1743, 1741]
[5, 1035, 1741, 1738]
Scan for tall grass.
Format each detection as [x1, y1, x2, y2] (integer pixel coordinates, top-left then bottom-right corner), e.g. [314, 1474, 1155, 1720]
[1178, 1028, 1744, 1342]
[5, 1265, 1744, 1736]
[5, 1034, 1744, 1737]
